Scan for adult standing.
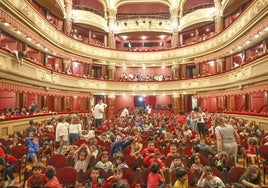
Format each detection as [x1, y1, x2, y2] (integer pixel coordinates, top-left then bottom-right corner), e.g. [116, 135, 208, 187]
[68, 116, 82, 145]
[190, 107, 199, 132]
[196, 107, 206, 139]
[214, 116, 240, 166]
[55, 116, 68, 154]
[120, 107, 130, 118]
[93, 100, 107, 127]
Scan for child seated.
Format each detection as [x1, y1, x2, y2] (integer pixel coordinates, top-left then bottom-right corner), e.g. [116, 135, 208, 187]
[147, 162, 165, 188]
[4, 153, 19, 187]
[173, 168, 188, 188]
[95, 151, 113, 172]
[84, 167, 104, 188]
[74, 143, 91, 173]
[170, 154, 185, 172]
[44, 166, 62, 188]
[197, 166, 225, 188]
[191, 154, 203, 175]
[167, 144, 179, 158]
[214, 151, 229, 171]
[246, 137, 258, 164]
[102, 167, 130, 188]
[26, 163, 47, 188]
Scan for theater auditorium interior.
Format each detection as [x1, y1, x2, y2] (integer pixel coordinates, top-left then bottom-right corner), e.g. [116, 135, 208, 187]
[0, 0, 268, 187]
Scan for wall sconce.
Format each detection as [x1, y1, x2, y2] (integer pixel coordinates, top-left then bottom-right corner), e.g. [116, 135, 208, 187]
[124, 22, 127, 26]
[149, 21, 152, 25]
[159, 22, 162, 26]
[135, 20, 139, 25]
[143, 20, 146, 24]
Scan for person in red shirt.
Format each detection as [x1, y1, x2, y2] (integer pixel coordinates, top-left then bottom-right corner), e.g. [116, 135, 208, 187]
[44, 166, 62, 188]
[26, 162, 47, 188]
[143, 152, 166, 170]
[4, 153, 19, 187]
[102, 167, 130, 188]
[147, 162, 165, 188]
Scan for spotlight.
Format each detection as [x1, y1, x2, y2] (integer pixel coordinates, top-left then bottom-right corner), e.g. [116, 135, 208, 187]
[149, 21, 152, 25]
[159, 22, 162, 26]
[135, 20, 139, 25]
[124, 22, 127, 26]
[143, 20, 146, 24]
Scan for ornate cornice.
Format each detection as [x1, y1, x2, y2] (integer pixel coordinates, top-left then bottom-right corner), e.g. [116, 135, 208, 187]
[0, 50, 267, 96]
[72, 10, 109, 32]
[0, 0, 267, 66]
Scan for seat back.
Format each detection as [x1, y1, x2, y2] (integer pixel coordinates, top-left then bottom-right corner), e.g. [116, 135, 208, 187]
[56, 166, 77, 186]
[228, 167, 246, 183]
[47, 154, 67, 169]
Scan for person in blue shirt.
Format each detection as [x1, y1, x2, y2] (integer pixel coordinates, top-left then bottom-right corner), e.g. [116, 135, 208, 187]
[25, 134, 40, 164]
[110, 135, 134, 156]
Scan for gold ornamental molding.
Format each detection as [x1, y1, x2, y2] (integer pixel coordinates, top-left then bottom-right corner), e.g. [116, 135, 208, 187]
[72, 10, 109, 32]
[0, 0, 267, 64]
[0, 50, 268, 95]
[179, 8, 215, 31]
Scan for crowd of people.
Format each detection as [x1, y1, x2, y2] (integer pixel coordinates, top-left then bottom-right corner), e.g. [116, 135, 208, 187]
[0, 105, 266, 188]
[118, 72, 172, 82]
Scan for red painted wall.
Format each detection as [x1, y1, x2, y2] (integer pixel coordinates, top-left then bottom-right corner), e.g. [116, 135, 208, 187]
[202, 97, 217, 112]
[252, 92, 265, 111]
[0, 91, 16, 109]
[73, 97, 81, 111]
[116, 96, 135, 112]
[26, 93, 37, 108]
[235, 95, 244, 111]
[155, 95, 173, 108]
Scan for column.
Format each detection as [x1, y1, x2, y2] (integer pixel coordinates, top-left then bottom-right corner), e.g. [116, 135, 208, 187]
[195, 28, 199, 42]
[173, 94, 180, 114]
[101, 65, 107, 79]
[107, 64, 116, 80]
[64, 0, 73, 35]
[229, 96, 235, 111]
[241, 51, 246, 64]
[170, 7, 179, 47]
[263, 39, 267, 53]
[88, 30, 92, 43]
[107, 93, 116, 119]
[215, 58, 224, 73]
[63, 58, 72, 73]
[107, 8, 117, 48]
[214, 0, 224, 33]
[195, 62, 200, 77]
[173, 94, 184, 114]
[179, 33, 183, 46]
[181, 64, 187, 79]
[171, 63, 179, 80]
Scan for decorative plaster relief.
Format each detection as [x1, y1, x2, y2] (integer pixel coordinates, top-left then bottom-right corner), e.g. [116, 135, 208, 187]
[129, 84, 159, 91]
[0, 55, 7, 69]
[79, 80, 106, 89]
[37, 70, 58, 83]
[3, 0, 267, 62]
[230, 67, 251, 82]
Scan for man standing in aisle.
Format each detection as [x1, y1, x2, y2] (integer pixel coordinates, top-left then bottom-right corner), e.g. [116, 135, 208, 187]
[93, 99, 107, 127]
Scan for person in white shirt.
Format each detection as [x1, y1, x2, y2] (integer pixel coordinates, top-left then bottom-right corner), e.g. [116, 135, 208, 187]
[197, 166, 225, 188]
[55, 116, 69, 154]
[93, 100, 107, 127]
[68, 116, 82, 145]
[120, 107, 130, 117]
[197, 107, 207, 139]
